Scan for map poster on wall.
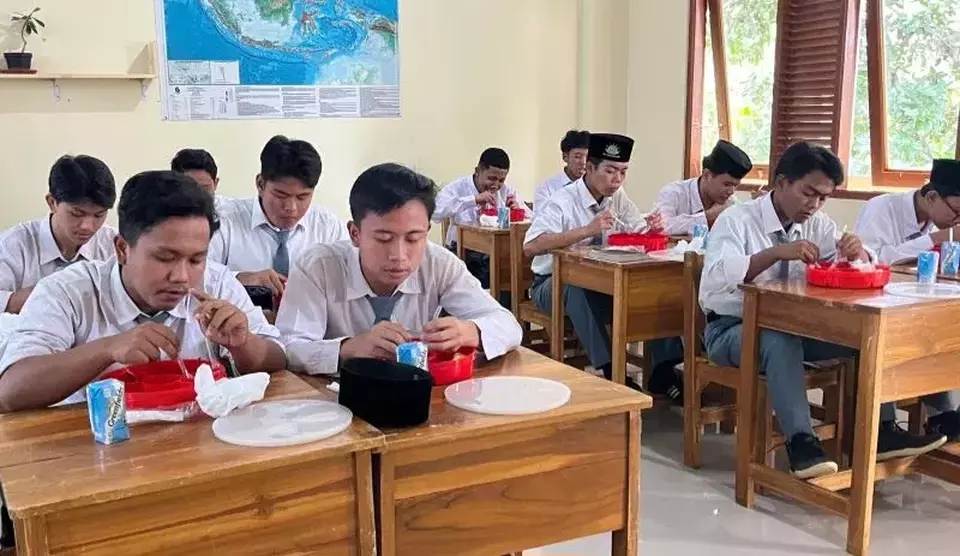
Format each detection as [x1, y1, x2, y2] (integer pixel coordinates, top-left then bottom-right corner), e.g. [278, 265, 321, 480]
[154, 0, 400, 121]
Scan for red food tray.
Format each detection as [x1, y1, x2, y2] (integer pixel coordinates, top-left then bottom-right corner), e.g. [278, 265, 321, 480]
[480, 208, 499, 217]
[806, 262, 891, 289]
[509, 208, 527, 222]
[606, 232, 669, 252]
[103, 359, 227, 409]
[427, 347, 476, 386]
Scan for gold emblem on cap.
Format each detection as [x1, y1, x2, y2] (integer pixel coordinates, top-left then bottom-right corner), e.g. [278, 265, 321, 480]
[604, 143, 621, 158]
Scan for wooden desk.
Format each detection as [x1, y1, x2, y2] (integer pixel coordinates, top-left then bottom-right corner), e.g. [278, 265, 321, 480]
[739, 274, 960, 555]
[0, 371, 384, 556]
[305, 349, 651, 556]
[550, 247, 684, 384]
[456, 223, 513, 299]
[890, 264, 960, 282]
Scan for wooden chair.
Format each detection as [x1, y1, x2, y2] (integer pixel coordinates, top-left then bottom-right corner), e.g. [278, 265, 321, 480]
[441, 218, 450, 246]
[681, 251, 850, 470]
[508, 222, 586, 367]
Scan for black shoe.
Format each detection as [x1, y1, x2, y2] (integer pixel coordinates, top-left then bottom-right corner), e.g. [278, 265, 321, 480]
[877, 420, 946, 461]
[785, 433, 839, 480]
[925, 410, 960, 443]
[648, 361, 684, 406]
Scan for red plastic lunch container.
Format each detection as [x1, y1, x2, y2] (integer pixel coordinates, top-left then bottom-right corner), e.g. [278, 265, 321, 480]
[806, 262, 891, 289]
[103, 359, 227, 409]
[605, 232, 669, 252]
[427, 347, 476, 386]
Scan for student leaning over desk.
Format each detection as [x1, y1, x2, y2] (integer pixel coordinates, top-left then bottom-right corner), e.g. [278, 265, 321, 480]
[0, 155, 117, 315]
[0, 171, 287, 413]
[855, 158, 960, 441]
[278, 162, 522, 375]
[700, 141, 947, 480]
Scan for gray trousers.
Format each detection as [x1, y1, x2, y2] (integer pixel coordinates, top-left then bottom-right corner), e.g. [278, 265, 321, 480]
[530, 275, 682, 370]
[704, 315, 897, 439]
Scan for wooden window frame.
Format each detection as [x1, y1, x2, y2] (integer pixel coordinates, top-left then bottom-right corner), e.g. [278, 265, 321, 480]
[865, 0, 960, 187]
[686, 0, 960, 188]
[683, 0, 771, 181]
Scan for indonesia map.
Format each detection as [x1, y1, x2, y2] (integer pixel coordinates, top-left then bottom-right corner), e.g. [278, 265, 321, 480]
[156, 0, 400, 120]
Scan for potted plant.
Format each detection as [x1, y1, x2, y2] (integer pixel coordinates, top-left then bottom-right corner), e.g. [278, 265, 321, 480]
[3, 7, 44, 73]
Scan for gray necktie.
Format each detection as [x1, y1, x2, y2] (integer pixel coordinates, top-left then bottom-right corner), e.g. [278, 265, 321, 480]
[266, 228, 291, 277]
[367, 295, 400, 323]
[135, 312, 170, 326]
[772, 230, 791, 279]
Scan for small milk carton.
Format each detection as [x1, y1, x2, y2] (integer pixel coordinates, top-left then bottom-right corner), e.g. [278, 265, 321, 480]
[86, 379, 130, 445]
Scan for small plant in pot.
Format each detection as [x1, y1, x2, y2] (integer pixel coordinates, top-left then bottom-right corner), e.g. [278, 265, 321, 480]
[3, 7, 44, 73]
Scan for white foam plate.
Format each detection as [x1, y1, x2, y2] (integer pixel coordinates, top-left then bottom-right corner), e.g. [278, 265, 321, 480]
[883, 281, 960, 300]
[212, 399, 352, 448]
[444, 376, 571, 416]
[647, 249, 686, 262]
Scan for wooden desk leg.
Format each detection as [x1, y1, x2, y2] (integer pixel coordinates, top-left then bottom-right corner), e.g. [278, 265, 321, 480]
[736, 290, 760, 508]
[847, 314, 884, 556]
[355, 451, 377, 556]
[377, 452, 397, 556]
[490, 242, 502, 301]
[611, 268, 628, 385]
[457, 227, 465, 260]
[612, 410, 640, 556]
[551, 256, 565, 362]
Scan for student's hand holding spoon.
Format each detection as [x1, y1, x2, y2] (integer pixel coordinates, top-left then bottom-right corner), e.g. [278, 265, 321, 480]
[837, 232, 867, 262]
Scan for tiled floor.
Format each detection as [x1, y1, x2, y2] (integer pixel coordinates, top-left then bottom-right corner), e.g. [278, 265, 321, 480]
[527, 404, 960, 555]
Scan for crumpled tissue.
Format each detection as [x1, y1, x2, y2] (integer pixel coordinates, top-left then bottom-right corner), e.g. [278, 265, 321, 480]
[478, 214, 500, 228]
[194, 364, 270, 418]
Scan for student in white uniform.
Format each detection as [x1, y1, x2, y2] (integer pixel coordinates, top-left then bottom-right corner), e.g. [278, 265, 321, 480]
[0, 171, 286, 412]
[534, 130, 590, 213]
[0, 155, 117, 314]
[171, 148, 240, 217]
[657, 140, 753, 235]
[433, 148, 531, 303]
[856, 158, 960, 440]
[701, 142, 945, 479]
[277, 163, 522, 375]
[208, 135, 348, 296]
[523, 133, 664, 389]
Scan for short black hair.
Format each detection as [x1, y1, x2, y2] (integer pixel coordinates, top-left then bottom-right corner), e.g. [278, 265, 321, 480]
[48, 155, 117, 209]
[774, 142, 845, 186]
[171, 148, 218, 180]
[118, 171, 218, 245]
[560, 130, 590, 153]
[259, 135, 322, 188]
[349, 163, 437, 224]
[478, 147, 510, 171]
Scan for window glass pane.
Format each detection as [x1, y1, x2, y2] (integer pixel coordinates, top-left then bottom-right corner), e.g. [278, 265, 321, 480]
[723, 0, 777, 166]
[701, 14, 720, 159]
[883, 0, 960, 170]
[850, 2, 871, 178]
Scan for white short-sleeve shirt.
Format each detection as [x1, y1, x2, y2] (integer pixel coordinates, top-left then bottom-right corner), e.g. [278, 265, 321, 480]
[524, 178, 648, 275]
[207, 197, 349, 273]
[0, 217, 116, 311]
[855, 190, 936, 265]
[0, 259, 283, 404]
[432, 175, 532, 246]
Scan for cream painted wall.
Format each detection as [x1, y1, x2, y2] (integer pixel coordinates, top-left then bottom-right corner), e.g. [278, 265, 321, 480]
[0, 0, 870, 232]
[0, 0, 579, 229]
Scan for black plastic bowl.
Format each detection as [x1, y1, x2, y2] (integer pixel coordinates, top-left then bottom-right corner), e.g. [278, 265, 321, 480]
[338, 358, 433, 428]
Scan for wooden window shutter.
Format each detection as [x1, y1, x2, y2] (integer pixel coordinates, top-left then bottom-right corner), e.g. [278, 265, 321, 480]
[768, 0, 860, 180]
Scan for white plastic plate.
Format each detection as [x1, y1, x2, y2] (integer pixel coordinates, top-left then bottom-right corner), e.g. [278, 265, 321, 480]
[444, 376, 571, 416]
[212, 399, 352, 448]
[883, 282, 960, 300]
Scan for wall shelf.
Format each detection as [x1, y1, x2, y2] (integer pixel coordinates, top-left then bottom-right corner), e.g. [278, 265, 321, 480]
[0, 42, 157, 101]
